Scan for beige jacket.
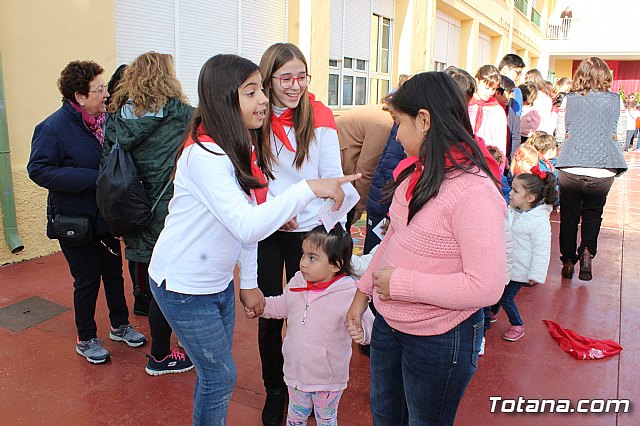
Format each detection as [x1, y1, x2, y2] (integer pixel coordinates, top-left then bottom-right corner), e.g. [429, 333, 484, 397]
[336, 104, 393, 221]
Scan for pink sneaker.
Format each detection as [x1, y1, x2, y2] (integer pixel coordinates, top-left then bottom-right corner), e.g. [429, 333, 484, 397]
[489, 313, 498, 323]
[502, 325, 525, 341]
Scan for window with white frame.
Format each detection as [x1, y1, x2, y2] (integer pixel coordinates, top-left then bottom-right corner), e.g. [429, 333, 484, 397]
[328, 57, 368, 108]
[434, 61, 447, 72]
[328, 0, 375, 109]
[477, 32, 493, 69]
[370, 14, 392, 104]
[433, 11, 461, 71]
[327, 12, 394, 108]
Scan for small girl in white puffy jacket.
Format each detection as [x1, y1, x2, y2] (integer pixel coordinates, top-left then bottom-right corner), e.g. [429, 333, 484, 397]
[495, 167, 557, 342]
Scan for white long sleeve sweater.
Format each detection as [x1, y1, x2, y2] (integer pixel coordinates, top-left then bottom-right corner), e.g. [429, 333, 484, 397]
[149, 142, 315, 295]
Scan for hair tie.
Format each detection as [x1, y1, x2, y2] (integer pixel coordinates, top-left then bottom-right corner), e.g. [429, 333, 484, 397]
[530, 165, 547, 180]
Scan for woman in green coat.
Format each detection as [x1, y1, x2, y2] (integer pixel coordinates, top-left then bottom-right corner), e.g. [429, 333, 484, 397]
[103, 52, 194, 375]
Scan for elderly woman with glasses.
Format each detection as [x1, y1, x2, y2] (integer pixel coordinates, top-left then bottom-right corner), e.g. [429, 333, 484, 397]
[28, 60, 146, 364]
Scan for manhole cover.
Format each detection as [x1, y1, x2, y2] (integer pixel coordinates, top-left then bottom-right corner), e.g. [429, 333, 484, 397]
[0, 296, 70, 332]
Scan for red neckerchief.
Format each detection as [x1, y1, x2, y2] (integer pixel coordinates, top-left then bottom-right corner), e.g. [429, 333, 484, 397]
[183, 126, 268, 204]
[474, 135, 502, 182]
[69, 101, 106, 146]
[392, 141, 501, 201]
[543, 320, 622, 360]
[540, 156, 555, 172]
[290, 273, 346, 292]
[392, 157, 423, 202]
[271, 92, 337, 153]
[469, 96, 500, 134]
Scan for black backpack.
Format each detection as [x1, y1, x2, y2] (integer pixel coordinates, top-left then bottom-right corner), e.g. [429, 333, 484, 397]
[96, 141, 170, 236]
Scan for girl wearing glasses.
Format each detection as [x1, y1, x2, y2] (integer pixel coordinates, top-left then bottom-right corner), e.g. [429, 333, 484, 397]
[147, 54, 359, 425]
[257, 42, 344, 426]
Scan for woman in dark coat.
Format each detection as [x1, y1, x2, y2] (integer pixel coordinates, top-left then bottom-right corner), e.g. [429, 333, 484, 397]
[104, 52, 194, 375]
[28, 60, 146, 364]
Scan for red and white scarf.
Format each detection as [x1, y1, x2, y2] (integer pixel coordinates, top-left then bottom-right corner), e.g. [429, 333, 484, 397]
[392, 141, 501, 201]
[270, 92, 337, 152]
[290, 273, 346, 293]
[469, 96, 500, 135]
[184, 126, 268, 204]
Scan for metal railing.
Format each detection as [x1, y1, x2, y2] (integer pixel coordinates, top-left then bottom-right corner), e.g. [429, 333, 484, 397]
[531, 8, 541, 27]
[514, 0, 528, 16]
[545, 18, 575, 39]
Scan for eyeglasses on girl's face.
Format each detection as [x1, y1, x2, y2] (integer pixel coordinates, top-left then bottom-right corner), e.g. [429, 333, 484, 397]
[271, 73, 312, 89]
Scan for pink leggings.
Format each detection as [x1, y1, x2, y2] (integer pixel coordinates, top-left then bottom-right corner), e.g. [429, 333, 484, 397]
[287, 387, 343, 426]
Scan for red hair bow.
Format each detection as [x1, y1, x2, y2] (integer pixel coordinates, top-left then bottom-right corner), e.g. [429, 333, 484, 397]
[530, 165, 547, 180]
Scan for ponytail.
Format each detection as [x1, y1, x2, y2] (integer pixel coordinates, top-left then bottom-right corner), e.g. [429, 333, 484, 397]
[516, 170, 558, 206]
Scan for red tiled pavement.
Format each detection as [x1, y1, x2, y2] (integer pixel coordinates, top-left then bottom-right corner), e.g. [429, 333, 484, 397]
[1, 153, 640, 425]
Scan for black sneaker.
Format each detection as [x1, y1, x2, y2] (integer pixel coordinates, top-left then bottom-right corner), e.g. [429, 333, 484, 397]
[145, 349, 194, 376]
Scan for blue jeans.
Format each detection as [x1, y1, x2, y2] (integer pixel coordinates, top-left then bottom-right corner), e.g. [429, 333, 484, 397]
[498, 281, 524, 326]
[149, 278, 236, 426]
[370, 310, 483, 426]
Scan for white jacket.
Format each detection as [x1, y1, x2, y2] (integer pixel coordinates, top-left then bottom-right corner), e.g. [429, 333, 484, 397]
[504, 217, 513, 285]
[507, 204, 552, 284]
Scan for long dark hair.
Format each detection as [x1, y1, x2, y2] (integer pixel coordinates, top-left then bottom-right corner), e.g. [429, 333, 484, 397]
[260, 43, 315, 170]
[387, 72, 498, 224]
[181, 54, 272, 196]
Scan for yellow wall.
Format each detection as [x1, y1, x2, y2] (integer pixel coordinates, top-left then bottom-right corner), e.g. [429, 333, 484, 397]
[309, 0, 330, 104]
[0, 0, 115, 264]
[554, 59, 574, 79]
[288, 0, 301, 51]
[392, 0, 410, 83]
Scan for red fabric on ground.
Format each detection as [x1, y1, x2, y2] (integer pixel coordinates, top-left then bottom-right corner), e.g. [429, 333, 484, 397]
[543, 320, 623, 360]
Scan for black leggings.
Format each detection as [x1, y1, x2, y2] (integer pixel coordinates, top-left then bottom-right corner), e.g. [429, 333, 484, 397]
[558, 170, 614, 263]
[257, 231, 304, 391]
[129, 261, 173, 358]
[60, 236, 129, 341]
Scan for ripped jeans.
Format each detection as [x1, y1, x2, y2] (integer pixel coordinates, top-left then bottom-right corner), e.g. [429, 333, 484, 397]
[149, 278, 236, 426]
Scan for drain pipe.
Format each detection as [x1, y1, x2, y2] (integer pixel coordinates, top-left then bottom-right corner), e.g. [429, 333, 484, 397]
[0, 52, 24, 254]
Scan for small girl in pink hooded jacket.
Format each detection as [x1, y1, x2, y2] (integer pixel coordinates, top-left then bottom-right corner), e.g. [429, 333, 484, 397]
[246, 224, 374, 425]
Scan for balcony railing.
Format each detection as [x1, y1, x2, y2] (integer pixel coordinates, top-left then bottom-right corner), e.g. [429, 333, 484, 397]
[514, 0, 528, 16]
[531, 8, 541, 27]
[545, 18, 576, 40]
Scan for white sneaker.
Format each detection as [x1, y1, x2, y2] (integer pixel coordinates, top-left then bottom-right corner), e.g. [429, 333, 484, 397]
[479, 336, 485, 357]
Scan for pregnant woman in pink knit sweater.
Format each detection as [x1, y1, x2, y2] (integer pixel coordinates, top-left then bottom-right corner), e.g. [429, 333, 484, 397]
[347, 72, 506, 425]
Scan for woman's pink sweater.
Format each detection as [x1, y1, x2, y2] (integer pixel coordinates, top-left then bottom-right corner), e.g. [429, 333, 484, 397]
[357, 170, 506, 336]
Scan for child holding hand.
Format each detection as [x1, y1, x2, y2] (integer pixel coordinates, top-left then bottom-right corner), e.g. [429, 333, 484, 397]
[247, 224, 373, 426]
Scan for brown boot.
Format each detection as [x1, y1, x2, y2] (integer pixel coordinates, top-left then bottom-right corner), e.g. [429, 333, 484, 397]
[579, 248, 593, 281]
[561, 260, 574, 279]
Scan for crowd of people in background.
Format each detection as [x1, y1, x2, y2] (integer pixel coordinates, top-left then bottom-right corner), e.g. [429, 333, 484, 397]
[27, 46, 631, 425]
